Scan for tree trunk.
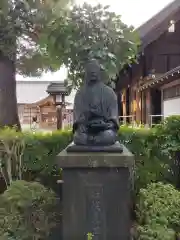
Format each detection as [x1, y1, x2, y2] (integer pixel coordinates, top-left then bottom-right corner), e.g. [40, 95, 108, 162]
[0, 54, 21, 130]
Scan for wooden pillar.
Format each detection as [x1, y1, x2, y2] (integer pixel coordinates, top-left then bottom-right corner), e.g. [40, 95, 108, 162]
[131, 87, 137, 124]
[136, 90, 141, 124]
[129, 87, 133, 117]
[122, 89, 127, 124]
[117, 91, 123, 117]
[129, 86, 134, 123]
[145, 89, 152, 125]
[38, 106, 42, 128]
[141, 91, 146, 124]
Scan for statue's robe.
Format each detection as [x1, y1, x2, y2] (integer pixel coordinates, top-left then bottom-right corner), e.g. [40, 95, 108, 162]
[73, 81, 119, 133]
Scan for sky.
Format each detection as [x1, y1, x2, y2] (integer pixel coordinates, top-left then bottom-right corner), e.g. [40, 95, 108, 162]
[17, 0, 174, 82]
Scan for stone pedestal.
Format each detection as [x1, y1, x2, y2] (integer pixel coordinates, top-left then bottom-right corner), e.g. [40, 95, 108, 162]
[57, 144, 134, 240]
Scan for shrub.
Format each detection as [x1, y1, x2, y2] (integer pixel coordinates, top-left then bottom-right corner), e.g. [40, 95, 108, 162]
[135, 182, 180, 239]
[0, 180, 60, 240]
[1, 116, 180, 195]
[155, 116, 180, 188]
[119, 126, 168, 194]
[136, 224, 175, 240]
[23, 130, 72, 177]
[118, 126, 151, 156]
[0, 129, 72, 190]
[0, 128, 25, 187]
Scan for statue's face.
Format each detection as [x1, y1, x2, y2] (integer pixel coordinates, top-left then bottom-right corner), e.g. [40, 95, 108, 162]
[85, 60, 101, 84]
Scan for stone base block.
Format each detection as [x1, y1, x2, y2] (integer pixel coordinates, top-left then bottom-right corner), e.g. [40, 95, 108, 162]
[66, 141, 123, 153]
[57, 144, 134, 240]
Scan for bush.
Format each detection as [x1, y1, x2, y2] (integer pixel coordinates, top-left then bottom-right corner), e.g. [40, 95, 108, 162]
[119, 116, 180, 193]
[0, 116, 180, 194]
[135, 182, 180, 239]
[0, 129, 72, 190]
[23, 130, 72, 177]
[136, 225, 175, 240]
[119, 126, 169, 194]
[154, 116, 180, 188]
[0, 180, 60, 240]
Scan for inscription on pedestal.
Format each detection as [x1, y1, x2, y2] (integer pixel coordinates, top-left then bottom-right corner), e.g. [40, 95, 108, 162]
[86, 184, 105, 240]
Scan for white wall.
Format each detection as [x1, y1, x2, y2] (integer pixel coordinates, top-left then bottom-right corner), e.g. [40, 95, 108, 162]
[163, 97, 180, 118]
[16, 81, 50, 104]
[16, 80, 75, 105]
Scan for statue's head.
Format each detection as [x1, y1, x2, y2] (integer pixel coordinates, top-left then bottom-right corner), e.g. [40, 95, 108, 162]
[85, 59, 101, 84]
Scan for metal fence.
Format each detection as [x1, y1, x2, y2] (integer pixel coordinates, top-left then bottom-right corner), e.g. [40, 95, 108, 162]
[119, 114, 165, 127]
[119, 115, 135, 125]
[149, 114, 164, 127]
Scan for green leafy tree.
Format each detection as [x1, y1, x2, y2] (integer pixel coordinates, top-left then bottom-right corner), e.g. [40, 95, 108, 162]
[0, 0, 71, 129]
[43, 3, 140, 88]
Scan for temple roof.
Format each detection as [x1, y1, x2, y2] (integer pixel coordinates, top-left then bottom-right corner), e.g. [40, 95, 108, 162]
[137, 0, 180, 49]
[46, 82, 69, 95]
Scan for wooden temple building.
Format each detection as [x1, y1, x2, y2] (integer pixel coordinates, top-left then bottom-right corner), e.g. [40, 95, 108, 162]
[116, 0, 180, 126]
[17, 81, 73, 130]
[19, 96, 73, 130]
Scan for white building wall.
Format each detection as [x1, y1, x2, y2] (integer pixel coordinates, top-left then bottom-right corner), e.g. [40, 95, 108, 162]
[16, 81, 51, 104]
[16, 80, 75, 106]
[163, 98, 180, 118]
[161, 79, 180, 118]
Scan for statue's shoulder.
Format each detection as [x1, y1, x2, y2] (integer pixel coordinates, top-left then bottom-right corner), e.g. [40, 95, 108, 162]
[74, 87, 85, 102]
[103, 84, 116, 96]
[75, 87, 83, 96]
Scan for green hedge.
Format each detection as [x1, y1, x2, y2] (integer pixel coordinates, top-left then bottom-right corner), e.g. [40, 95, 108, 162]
[118, 126, 169, 194]
[135, 182, 180, 239]
[119, 116, 180, 192]
[0, 129, 72, 190]
[23, 130, 72, 176]
[0, 116, 180, 193]
[1, 116, 180, 239]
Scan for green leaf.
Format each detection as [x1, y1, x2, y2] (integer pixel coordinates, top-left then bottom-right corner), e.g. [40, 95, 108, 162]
[42, 3, 140, 87]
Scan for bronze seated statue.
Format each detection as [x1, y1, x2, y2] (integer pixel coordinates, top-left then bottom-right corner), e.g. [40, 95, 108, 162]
[67, 59, 122, 153]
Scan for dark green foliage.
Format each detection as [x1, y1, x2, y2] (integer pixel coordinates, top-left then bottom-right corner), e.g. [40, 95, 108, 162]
[0, 129, 72, 189]
[44, 3, 140, 88]
[136, 225, 175, 240]
[119, 116, 180, 193]
[119, 126, 169, 194]
[0, 0, 72, 75]
[135, 182, 180, 239]
[1, 116, 180, 239]
[0, 180, 60, 240]
[0, 116, 179, 192]
[23, 130, 72, 177]
[119, 117, 180, 239]
[154, 116, 180, 187]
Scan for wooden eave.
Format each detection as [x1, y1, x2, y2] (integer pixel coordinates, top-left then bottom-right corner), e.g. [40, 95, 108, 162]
[46, 82, 69, 95]
[26, 96, 54, 108]
[138, 65, 180, 91]
[137, 0, 180, 49]
[117, 0, 180, 85]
